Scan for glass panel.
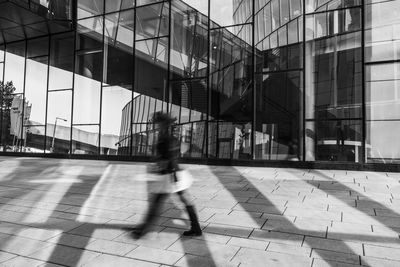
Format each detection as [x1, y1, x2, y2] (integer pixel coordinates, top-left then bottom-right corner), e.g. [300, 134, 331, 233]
[280, 0, 290, 25]
[132, 123, 152, 156]
[170, 79, 207, 123]
[170, 2, 208, 79]
[4, 41, 25, 93]
[271, 0, 280, 30]
[290, 0, 302, 19]
[137, 0, 163, 6]
[72, 125, 99, 154]
[306, 31, 362, 121]
[255, 71, 303, 161]
[73, 74, 101, 125]
[24, 57, 48, 126]
[76, 52, 103, 81]
[77, 0, 104, 19]
[0, 63, 3, 80]
[365, 0, 400, 63]
[49, 33, 74, 90]
[0, 44, 4, 61]
[27, 37, 49, 58]
[367, 121, 400, 164]
[208, 121, 252, 159]
[306, 120, 362, 162]
[104, 10, 134, 88]
[77, 16, 104, 51]
[210, 0, 252, 27]
[136, 2, 169, 41]
[135, 38, 168, 100]
[105, 0, 135, 12]
[46, 90, 72, 153]
[180, 0, 208, 14]
[23, 125, 45, 153]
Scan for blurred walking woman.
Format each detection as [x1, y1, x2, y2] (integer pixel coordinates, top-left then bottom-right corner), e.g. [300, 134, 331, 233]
[132, 112, 202, 238]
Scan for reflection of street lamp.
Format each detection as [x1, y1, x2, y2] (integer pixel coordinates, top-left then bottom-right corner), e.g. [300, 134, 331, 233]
[51, 117, 67, 152]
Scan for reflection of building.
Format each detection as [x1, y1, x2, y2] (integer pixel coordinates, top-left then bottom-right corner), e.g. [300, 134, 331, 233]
[0, 0, 400, 169]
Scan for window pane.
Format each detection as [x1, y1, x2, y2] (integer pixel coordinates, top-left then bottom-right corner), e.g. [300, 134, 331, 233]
[255, 71, 303, 161]
[24, 57, 48, 126]
[136, 3, 169, 41]
[49, 33, 74, 90]
[105, 0, 135, 13]
[210, 0, 252, 27]
[170, 2, 208, 79]
[46, 90, 72, 153]
[27, 37, 49, 58]
[77, 0, 104, 19]
[104, 10, 134, 88]
[24, 126, 45, 153]
[72, 125, 99, 154]
[306, 120, 362, 162]
[73, 74, 101, 124]
[4, 41, 25, 93]
[77, 16, 103, 51]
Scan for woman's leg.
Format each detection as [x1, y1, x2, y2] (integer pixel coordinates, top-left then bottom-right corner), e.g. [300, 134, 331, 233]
[177, 190, 202, 236]
[133, 193, 167, 238]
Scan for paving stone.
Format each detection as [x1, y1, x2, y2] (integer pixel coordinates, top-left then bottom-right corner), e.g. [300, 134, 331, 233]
[303, 237, 363, 255]
[207, 214, 266, 228]
[312, 258, 362, 267]
[232, 247, 312, 267]
[204, 223, 253, 238]
[174, 254, 238, 267]
[267, 242, 311, 257]
[311, 249, 360, 265]
[1, 256, 44, 267]
[361, 256, 400, 267]
[0, 251, 16, 263]
[28, 244, 100, 266]
[85, 239, 138, 256]
[250, 229, 304, 246]
[168, 238, 240, 262]
[46, 233, 93, 248]
[126, 246, 184, 265]
[83, 254, 159, 267]
[227, 236, 268, 250]
[364, 244, 400, 261]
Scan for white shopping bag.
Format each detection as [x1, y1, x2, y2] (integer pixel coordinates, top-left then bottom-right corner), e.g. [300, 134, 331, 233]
[172, 169, 193, 193]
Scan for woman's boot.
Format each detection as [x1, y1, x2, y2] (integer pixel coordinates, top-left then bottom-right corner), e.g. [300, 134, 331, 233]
[183, 205, 202, 236]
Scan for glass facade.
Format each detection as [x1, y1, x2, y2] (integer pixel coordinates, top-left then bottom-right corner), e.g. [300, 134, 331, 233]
[0, 0, 399, 167]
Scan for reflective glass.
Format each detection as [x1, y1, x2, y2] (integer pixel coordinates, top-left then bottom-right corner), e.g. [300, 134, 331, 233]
[77, 16, 103, 51]
[49, 33, 74, 90]
[77, 0, 104, 19]
[23, 125, 45, 153]
[136, 3, 169, 41]
[180, 0, 208, 14]
[104, 10, 134, 50]
[105, 0, 135, 12]
[306, 120, 362, 162]
[208, 121, 252, 159]
[0, 44, 4, 61]
[24, 57, 48, 126]
[46, 90, 72, 153]
[72, 125, 99, 154]
[4, 41, 25, 93]
[135, 37, 168, 100]
[170, 2, 208, 79]
[27, 37, 49, 58]
[210, 0, 252, 27]
[73, 74, 101, 124]
[255, 71, 303, 161]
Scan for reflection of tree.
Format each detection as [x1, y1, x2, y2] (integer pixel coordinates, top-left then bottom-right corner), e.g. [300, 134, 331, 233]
[0, 81, 16, 151]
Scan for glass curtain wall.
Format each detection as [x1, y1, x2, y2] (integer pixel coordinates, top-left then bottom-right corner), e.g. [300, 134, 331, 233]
[365, 0, 400, 164]
[1, 0, 400, 167]
[305, 0, 363, 162]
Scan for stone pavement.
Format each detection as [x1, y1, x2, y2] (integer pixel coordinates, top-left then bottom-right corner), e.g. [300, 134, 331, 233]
[0, 156, 400, 267]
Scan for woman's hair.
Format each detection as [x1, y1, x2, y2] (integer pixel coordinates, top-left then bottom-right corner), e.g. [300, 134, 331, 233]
[152, 112, 176, 125]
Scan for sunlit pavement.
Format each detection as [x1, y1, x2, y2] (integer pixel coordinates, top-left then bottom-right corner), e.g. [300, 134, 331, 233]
[0, 156, 400, 266]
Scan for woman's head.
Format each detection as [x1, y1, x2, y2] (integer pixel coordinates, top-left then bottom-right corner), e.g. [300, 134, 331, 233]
[152, 112, 176, 131]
